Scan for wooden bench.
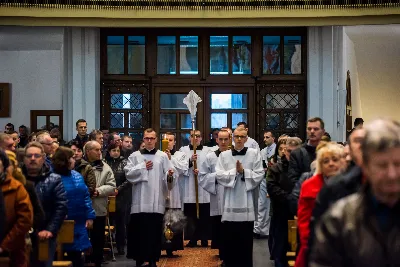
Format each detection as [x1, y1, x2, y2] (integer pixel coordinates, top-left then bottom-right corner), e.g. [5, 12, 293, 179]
[37, 220, 74, 267]
[287, 218, 298, 266]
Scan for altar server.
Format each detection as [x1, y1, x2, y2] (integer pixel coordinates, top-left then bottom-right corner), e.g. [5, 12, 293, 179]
[216, 127, 264, 267]
[162, 132, 189, 256]
[199, 129, 231, 264]
[179, 130, 212, 247]
[124, 128, 176, 267]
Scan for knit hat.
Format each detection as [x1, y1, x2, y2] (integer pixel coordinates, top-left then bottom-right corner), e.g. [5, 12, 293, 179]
[0, 150, 10, 171]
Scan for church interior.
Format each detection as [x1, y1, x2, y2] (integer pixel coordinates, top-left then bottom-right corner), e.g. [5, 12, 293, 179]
[0, 1, 399, 267]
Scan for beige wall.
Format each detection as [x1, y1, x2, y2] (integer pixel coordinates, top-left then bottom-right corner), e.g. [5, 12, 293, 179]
[345, 26, 400, 123]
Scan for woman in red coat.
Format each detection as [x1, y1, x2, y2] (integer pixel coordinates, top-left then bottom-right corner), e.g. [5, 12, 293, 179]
[295, 142, 344, 267]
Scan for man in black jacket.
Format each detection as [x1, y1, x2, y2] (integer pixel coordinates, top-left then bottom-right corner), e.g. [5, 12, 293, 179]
[23, 142, 68, 267]
[288, 117, 325, 186]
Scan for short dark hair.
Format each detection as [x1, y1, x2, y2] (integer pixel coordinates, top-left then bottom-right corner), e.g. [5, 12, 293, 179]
[307, 117, 325, 130]
[237, 122, 248, 128]
[53, 147, 74, 175]
[144, 128, 156, 135]
[76, 119, 87, 127]
[263, 130, 275, 138]
[354, 118, 364, 127]
[89, 129, 103, 141]
[19, 125, 27, 129]
[67, 140, 83, 151]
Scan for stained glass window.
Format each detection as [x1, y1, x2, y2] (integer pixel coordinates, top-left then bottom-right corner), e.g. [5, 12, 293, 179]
[284, 36, 302, 74]
[263, 36, 280, 74]
[232, 36, 251, 75]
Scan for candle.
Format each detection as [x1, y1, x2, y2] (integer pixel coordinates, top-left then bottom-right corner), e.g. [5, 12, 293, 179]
[161, 134, 168, 152]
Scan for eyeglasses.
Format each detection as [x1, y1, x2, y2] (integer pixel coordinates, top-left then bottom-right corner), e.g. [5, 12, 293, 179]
[233, 135, 247, 139]
[191, 134, 201, 138]
[40, 142, 53, 146]
[143, 137, 156, 141]
[25, 153, 43, 159]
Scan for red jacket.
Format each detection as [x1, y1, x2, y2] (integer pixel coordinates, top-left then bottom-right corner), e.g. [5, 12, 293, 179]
[295, 173, 324, 267]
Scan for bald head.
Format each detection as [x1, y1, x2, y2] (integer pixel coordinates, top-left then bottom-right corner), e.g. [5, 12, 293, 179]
[84, 141, 102, 162]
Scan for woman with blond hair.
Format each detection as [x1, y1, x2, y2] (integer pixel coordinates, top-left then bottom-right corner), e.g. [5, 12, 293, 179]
[295, 142, 345, 267]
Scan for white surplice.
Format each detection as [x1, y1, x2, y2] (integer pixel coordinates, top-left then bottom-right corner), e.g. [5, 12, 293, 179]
[167, 150, 189, 209]
[232, 136, 260, 152]
[215, 147, 264, 222]
[179, 145, 211, 204]
[124, 149, 176, 214]
[198, 149, 224, 216]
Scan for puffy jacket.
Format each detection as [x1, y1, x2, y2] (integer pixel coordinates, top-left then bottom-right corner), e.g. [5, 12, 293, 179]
[0, 175, 33, 267]
[295, 173, 324, 267]
[75, 159, 96, 197]
[310, 185, 400, 267]
[23, 163, 68, 236]
[60, 170, 96, 252]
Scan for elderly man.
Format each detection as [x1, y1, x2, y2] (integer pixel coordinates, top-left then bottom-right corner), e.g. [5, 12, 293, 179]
[310, 119, 400, 267]
[22, 142, 67, 267]
[84, 141, 116, 267]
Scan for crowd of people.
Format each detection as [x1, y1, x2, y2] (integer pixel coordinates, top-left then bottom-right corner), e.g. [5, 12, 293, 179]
[0, 116, 399, 267]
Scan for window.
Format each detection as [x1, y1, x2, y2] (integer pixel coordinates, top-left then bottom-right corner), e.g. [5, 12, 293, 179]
[180, 36, 199, 74]
[263, 36, 280, 74]
[210, 36, 229, 74]
[284, 36, 302, 74]
[209, 93, 249, 129]
[157, 36, 176, 74]
[232, 36, 251, 74]
[107, 36, 124, 74]
[128, 36, 145, 74]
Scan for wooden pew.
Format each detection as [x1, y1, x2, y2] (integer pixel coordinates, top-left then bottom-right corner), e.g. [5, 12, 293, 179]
[37, 220, 75, 267]
[287, 218, 298, 267]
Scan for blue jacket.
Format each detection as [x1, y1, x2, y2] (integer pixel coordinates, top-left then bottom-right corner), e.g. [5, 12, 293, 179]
[60, 170, 96, 252]
[23, 163, 68, 236]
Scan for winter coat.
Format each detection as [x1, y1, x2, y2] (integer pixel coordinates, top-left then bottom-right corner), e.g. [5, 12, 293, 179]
[105, 156, 131, 213]
[24, 180, 45, 231]
[60, 170, 96, 252]
[307, 164, 363, 264]
[288, 144, 316, 186]
[75, 159, 97, 197]
[310, 185, 400, 267]
[288, 171, 314, 216]
[295, 173, 324, 267]
[23, 163, 68, 236]
[0, 174, 33, 267]
[266, 156, 292, 219]
[90, 160, 116, 217]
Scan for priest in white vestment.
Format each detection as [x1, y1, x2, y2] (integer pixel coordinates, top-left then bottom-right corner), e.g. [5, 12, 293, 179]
[216, 127, 264, 267]
[124, 128, 176, 267]
[199, 129, 231, 264]
[179, 130, 212, 247]
[161, 132, 189, 256]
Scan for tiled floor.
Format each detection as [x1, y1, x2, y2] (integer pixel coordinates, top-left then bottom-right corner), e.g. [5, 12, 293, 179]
[107, 238, 273, 267]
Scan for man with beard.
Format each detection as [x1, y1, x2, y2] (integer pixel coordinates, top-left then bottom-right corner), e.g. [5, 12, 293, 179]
[215, 127, 264, 267]
[199, 129, 231, 266]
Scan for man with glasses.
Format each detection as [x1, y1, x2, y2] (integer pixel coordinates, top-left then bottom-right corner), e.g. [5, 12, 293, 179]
[0, 133, 16, 152]
[37, 131, 55, 170]
[124, 128, 175, 267]
[199, 129, 231, 265]
[22, 142, 67, 267]
[179, 130, 212, 248]
[235, 122, 260, 151]
[254, 131, 276, 239]
[215, 127, 264, 267]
